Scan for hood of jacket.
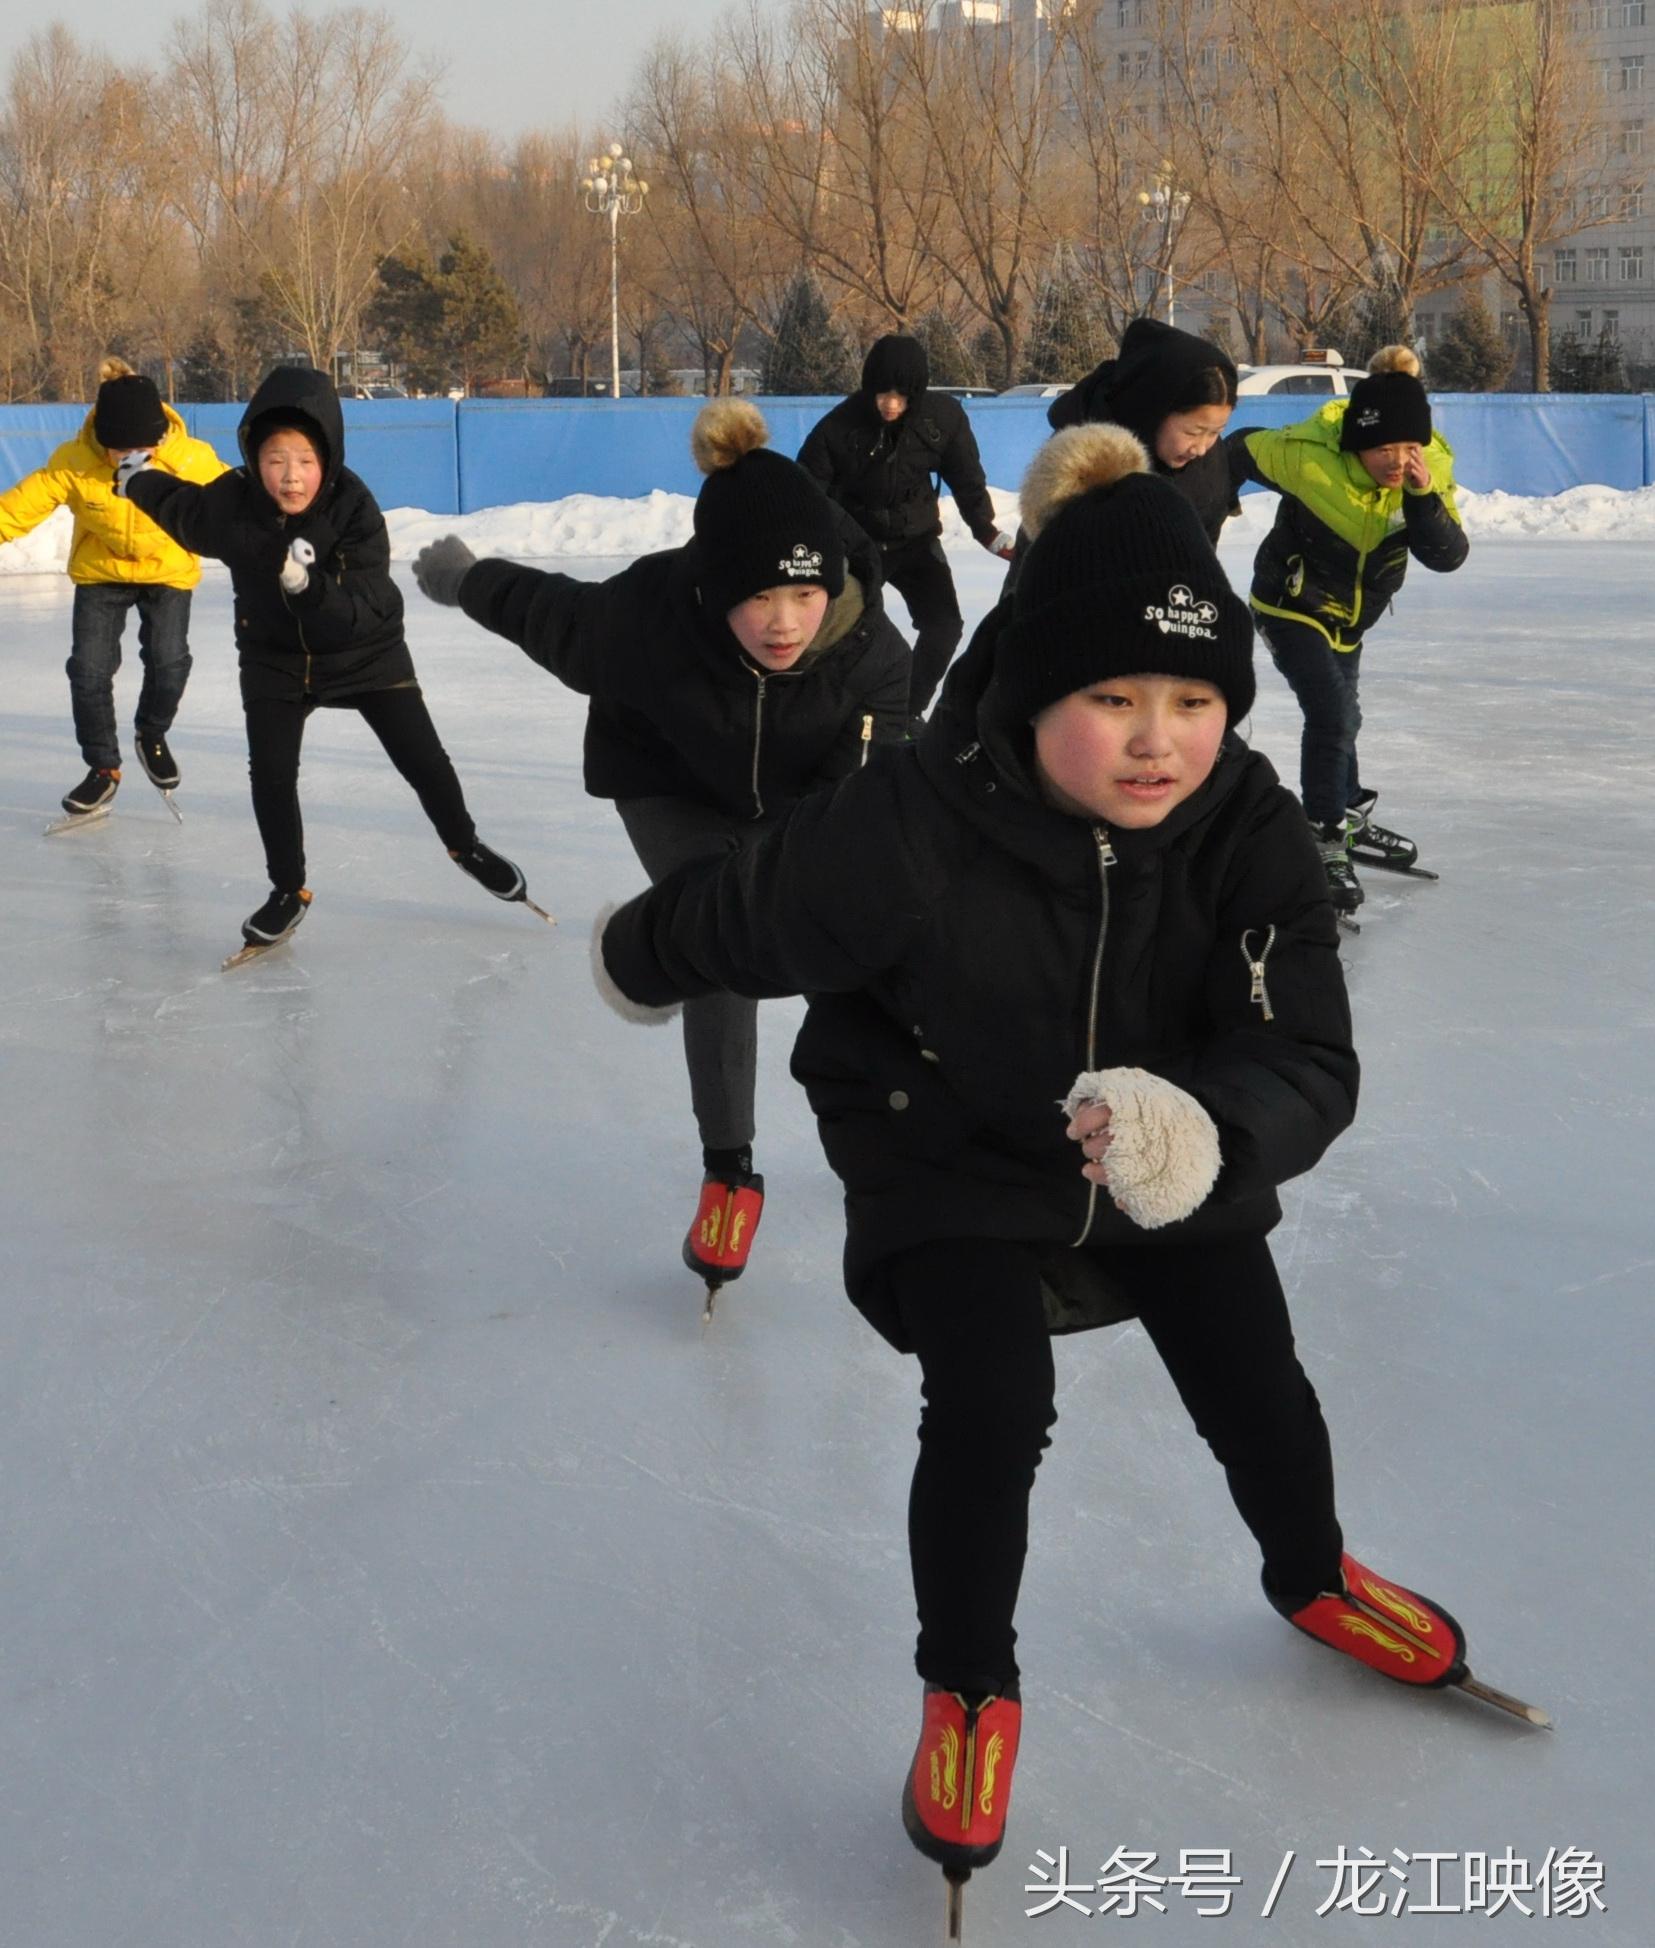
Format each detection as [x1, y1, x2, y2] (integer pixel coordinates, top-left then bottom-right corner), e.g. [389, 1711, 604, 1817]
[237, 366, 346, 511]
[860, 334, 930, 405]
[1048, 318, 1237, 450]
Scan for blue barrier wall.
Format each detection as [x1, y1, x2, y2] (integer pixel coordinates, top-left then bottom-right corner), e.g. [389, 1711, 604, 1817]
[2, 393, 1651, 518]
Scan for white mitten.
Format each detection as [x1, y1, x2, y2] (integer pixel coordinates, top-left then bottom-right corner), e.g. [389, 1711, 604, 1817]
[112, 450, 155, 496]
[280, 538, 316, 594]
[590, 903, 681, 1026]
[987, 528, 1018, 559]
[1063, 1067, 1222, 1230]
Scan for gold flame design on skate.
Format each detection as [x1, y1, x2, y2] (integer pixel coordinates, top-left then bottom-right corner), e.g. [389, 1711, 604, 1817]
[1337, 1614, 1417, 1663]
[978, 1731, 1005, 1817]
[1358, 1575, 1440, 1648]
[698, 1201, 727, 1253]
[929, 1724, 960, 1809]
[729, 1208, 747, 1254]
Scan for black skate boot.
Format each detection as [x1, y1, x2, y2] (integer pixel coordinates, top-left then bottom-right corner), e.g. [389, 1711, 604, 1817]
[1345, 790, 1418, 872]
[134, 732, 180, 791]
[242, 887, 312, 945]
[1311, 818, 1364, 915]
[449, 840, 525, 901]
[62, 766, 120, 816]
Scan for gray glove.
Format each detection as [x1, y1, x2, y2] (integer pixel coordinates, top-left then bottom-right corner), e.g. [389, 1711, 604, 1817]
[279, 538, 315, 594]
[112, 450, 155, 497]
[412, 535, 477, 606]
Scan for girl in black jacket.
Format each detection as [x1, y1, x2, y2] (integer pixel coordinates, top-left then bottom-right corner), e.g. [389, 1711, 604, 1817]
[597, 426, 1488, 1899]
[120, 365, 534, 951]
[412, 401, 912, 1306]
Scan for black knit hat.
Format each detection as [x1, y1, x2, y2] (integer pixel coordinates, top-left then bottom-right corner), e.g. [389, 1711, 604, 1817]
[93, 372, 167, 451]
[691, 400, 845, 618]
[1340, 345, 1431, 452]
[861, 334, 929, 401]
[998, 425, 1255, 724]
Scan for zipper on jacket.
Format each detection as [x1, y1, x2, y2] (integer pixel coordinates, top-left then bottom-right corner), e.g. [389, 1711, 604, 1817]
[1071, 827, 1116, 1247]
[749, 669, 767, 817]
[858, 712, 874, 767]
[1241, 926, 1276, 1022]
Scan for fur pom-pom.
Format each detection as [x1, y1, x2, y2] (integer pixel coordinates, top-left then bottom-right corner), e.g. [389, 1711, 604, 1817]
[590, 903, 681, 1026]
[1063, 1066, 1222, 1230]
[1019, 424, 1149, 540]
[97, 355, 137, 383]
[691, 399, 769, 475]
[1367, 343, 1421, 378]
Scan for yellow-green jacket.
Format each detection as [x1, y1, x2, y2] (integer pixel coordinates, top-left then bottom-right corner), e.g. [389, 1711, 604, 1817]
[1233, 402, 1467, 652]
[0, 403, 228, 588]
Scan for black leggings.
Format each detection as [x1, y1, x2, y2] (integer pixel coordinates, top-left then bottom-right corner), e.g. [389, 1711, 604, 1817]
[243, 687, 476, 892]
[890, 1235, 1342, 1694]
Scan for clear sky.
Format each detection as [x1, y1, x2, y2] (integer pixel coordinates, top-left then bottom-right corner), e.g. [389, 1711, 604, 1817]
[1, 0, 727, 143]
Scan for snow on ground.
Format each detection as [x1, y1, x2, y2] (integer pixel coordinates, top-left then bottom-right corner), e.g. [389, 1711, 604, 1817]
[0, 514, 1648, 1945]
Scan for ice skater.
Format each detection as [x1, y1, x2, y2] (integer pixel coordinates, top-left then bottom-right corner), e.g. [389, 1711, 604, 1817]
[1233, 344, 1469, 915]
[799, 334, 1014, 723]
[117, 364, 539, 958]
[410, 399, 911, 1311]
[595, 424, 1537, 1923]
[0, 357, 226, 824]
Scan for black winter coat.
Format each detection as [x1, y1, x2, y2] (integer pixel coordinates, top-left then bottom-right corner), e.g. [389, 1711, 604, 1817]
[798, 392, 998, 547]
[604, 617, 1358, 1346]
[126, 366, 414, 702]
[456, 516, 912, 821]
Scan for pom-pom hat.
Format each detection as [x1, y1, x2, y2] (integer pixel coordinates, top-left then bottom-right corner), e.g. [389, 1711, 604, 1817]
[93, 357, 167, 451]
[1340, 344, 1431, 453]
[997, 424, 1256, 725]
[691, 400, 845, 619]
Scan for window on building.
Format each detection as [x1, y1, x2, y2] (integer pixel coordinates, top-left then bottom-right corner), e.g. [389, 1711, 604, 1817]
[1623, 186, 1645, 219]
[1602, 309, 1621, 339]
[1586, 246, 1611, 280]
[1624, 2, 1646, 26]
[1621, 55, 1645, 92]
[1576, 309, 1596, 339]
[1554, 249, 1578, 282]
[1623, 119, 1645, 156]
[1618, 245, 1645, 279]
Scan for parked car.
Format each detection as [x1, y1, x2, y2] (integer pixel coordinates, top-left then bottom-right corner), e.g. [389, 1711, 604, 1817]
[930, 384, 1000, 400]
[1234, 360, 1368, 397]
[999, 382, 1072, 398]
[346, 383, 409, 400]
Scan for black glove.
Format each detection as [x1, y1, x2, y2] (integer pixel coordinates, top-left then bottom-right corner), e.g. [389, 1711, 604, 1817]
[412, 535, 478, 606]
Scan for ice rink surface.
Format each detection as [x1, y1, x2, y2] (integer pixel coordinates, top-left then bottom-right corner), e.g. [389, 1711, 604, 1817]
[0, 522, 1648, 1945]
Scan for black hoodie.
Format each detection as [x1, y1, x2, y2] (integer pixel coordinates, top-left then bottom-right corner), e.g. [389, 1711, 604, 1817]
[601, 607, 1356, 1345]
[1046, 319, 1244, 547]
[798, 336, 998, 547]
[125, 365, 413, 701]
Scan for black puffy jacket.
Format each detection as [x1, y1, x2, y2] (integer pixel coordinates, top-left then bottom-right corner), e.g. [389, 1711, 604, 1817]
[126, 366, 413, 701]
[798, 391, 998, 548]
[603, 613, 1358, 1344]
[455, 515, 912, 820]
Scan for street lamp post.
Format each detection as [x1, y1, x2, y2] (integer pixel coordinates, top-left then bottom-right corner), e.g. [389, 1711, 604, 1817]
[581, 146, 648, 399]
[1137, 167, 1191, 326]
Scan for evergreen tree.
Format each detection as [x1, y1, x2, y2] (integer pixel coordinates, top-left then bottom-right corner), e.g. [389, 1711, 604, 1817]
[365, 250, 447, 393]
[1550, 326, 1627, 392]
[1354, 284, 1414, 363]
[912, 308, 981, 387]
[970, 323, 1009, 390]
[176, 330, 232, 402]
[1020, 250, 1111, 383]
[764, 275, 857, 393]
[438, 233, 526, 394]
[1426, 292, 1515, 392]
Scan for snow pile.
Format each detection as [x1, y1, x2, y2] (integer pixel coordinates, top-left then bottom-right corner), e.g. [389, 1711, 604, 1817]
[6, 477, 1655, 578]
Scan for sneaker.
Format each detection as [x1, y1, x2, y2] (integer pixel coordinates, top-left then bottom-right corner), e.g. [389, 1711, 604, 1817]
[1345, 792, 1418, 871]
[1312, 818, 1364, 913]
[62, 767, 120, 815]
[900, 1684, 1022, 1873]
[242, 887, 312, 945]
[449, 840, 525, 902]
[134, 733, 180, 790]
[682, 1167, 765, 1288]
[1268, 1552, 1467, 1689]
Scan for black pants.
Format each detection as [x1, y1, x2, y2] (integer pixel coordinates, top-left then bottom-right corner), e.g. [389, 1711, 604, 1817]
[243, 687, 476, 893]
[1258, 615, 1364, 829]
[882, 537, 964, 718]
[890, 1235, 1342, 1694]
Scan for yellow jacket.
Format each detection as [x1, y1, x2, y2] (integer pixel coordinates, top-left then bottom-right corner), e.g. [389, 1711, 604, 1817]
[0, 403, 228, 588]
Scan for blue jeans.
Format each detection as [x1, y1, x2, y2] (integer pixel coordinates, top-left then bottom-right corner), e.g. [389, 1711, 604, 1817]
[1259, 614, 1363, 829]
[66, 583, 194, 770]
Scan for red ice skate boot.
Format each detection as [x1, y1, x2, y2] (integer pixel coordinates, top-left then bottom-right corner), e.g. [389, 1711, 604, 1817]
[1270, 1551, 1468, 1689]
[682, 1159, 764, 1319]
[901, 1683, 1022, 1877]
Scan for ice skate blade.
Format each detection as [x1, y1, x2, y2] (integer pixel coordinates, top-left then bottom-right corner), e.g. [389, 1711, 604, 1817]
[944, 1866, 969, 1941]
[1353, 854, 1437, 881]
[222, 937, 297, 971]
[702, 1281, 719, 1324]
[1456, 1673, 1552, 1728]
[44, 805, 113, 837]
[158, 788, 184, 824]
[519, 893, 555, 924]
[1336, 912, 1361, 935]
